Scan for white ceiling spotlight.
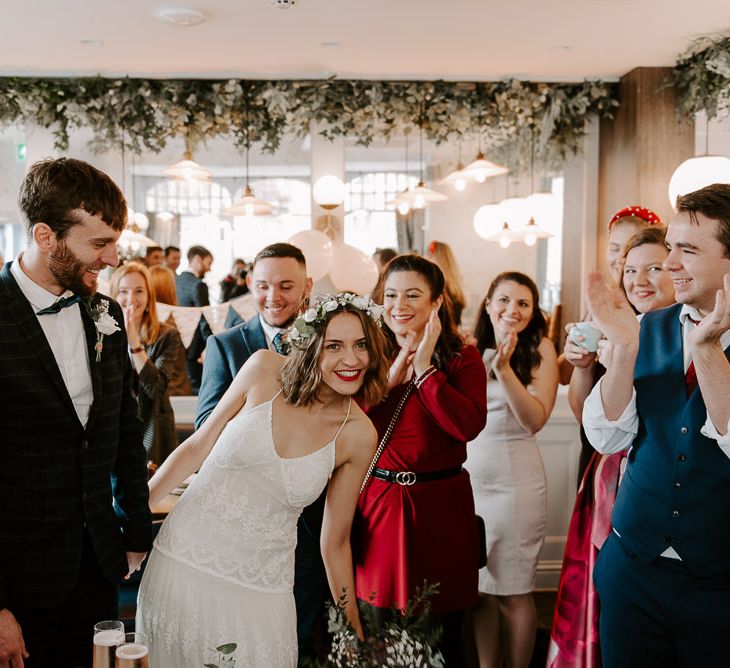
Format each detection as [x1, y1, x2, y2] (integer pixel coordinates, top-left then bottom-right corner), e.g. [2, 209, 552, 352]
[156, 7, 207, 27]
[271, 0, 298, 8]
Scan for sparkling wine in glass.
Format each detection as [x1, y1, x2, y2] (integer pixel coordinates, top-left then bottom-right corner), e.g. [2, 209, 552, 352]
[93, 620, 124, 668]
[115, 632, 149, 668]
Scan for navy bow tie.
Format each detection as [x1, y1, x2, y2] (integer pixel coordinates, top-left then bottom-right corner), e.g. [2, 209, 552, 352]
[36, 294, 83, 316]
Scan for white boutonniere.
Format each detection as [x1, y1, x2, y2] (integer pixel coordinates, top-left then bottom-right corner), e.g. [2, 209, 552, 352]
[88, 298, 121, 362]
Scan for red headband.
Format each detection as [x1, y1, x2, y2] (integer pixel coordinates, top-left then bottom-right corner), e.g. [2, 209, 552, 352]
[608, 206, 662, 230]
[428, 240, 437, 255]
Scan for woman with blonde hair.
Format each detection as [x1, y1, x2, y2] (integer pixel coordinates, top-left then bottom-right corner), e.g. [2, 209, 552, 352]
[427, 240, 467, 326]
[149, 264, 178, 305]
[110, 261, 190, 464]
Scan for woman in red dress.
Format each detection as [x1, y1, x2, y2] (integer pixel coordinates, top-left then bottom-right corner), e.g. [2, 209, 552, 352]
[355, 254, 487, 664]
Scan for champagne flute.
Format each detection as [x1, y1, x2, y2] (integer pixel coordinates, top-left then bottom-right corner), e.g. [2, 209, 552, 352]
[115, 632, 149, 668]
[93, 620, 124, 668]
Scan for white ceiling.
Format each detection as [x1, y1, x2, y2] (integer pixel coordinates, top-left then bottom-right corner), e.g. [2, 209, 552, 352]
[2, 0, 728, 82]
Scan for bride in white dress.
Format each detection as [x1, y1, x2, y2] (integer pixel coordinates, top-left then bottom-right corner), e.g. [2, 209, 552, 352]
[136, 294, 389, 667]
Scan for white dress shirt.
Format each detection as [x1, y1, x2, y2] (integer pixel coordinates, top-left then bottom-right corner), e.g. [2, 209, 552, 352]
[11, 256, 93, 426]
[583, 305, 730, 559]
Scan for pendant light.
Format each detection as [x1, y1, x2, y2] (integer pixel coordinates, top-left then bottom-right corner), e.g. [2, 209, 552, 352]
[163, 124, 212, 182]
[225, 88, 273, 217]
[522, 129, 554, 246]
[441, 145, 468, 191]
[401, 109, 448, 209]
[386, 131, 414, 215]
[462, 100, 508, 183]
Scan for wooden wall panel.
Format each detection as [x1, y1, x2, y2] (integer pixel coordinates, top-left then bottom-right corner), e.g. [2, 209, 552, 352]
[596, 67, 694, 275]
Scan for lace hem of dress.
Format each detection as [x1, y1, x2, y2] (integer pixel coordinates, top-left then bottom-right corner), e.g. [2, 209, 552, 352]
[155, 544, 293, 594]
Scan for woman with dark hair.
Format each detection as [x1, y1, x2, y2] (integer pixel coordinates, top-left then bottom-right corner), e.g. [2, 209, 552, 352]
[466, 271, 559, 668]
[355, 254, 487, 664]
[137, 294, 389, 667]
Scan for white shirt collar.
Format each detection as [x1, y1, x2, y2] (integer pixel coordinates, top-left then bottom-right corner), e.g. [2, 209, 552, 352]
[678, 303, 703, 325]
[258, 314, 284, 347]
[9, 254, 74, 313]
[678, 303, 730, 350]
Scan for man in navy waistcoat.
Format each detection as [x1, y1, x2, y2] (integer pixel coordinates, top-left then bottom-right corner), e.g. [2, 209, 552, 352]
[583, 183, 730, 667]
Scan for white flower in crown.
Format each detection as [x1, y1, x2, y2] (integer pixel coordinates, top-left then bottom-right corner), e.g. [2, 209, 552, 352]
[288, 292, 383, 347]
[303, 308, 318, 323]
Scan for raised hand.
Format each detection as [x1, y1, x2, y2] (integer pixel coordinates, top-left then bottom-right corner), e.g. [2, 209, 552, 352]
[388, 330, 417, 389]
[123, 305, 141, 349]
[491, 331, 518, 375]
[689, 273, 730, 349]
[585, 272, 639, 347]
[412, 307, 442, 375]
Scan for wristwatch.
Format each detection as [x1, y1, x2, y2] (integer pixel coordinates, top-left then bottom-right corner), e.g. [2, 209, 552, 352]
[129, 345, 144, 354]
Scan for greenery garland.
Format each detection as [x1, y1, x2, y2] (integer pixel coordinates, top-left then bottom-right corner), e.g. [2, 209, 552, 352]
[672, 34, 730, 119]
[0, 76, 617, 170]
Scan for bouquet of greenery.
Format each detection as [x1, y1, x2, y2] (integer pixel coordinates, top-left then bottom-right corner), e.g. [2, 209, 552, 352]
[318, 583, 444, 667]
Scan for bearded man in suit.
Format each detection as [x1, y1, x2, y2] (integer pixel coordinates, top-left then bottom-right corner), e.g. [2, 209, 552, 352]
[0, 158, 152, 668]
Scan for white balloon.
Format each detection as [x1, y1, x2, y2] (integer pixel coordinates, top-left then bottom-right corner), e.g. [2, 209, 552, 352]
[668, 156, 730, 210]
[287, 229, 333, 282]
[328, 243, 380, 295]
[473, 204, 504, 240]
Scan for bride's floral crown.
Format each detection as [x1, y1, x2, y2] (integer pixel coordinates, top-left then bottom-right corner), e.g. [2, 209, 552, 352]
[289, 293, 383, 346]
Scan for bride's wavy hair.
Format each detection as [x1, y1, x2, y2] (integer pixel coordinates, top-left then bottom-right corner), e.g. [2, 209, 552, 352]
[279, 302, 389, 407]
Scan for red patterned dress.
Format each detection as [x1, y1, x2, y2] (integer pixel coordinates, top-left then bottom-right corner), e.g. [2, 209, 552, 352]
[354, 345, 487, 614]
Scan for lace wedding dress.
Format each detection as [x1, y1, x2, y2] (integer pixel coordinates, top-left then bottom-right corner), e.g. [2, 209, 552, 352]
[137, 392, 349, 667]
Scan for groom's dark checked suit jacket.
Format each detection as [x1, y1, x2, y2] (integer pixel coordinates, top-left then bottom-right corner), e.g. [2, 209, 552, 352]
[0, 262, 152, 611]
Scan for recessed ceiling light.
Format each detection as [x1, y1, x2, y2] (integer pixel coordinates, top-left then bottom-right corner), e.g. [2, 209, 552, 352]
[320, 41, 341, 48]
[549, 45, 573, 52]
[79, 39, 104, 47]
[156, 7, 207, 27]
[271, 0, 297, 7]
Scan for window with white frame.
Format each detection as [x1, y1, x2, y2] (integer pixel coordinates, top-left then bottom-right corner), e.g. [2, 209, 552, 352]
[343, 171, 419, 255]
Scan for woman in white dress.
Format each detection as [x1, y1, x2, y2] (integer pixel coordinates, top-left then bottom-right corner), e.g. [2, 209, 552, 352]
[136, 293, 388, 667]
[465, 272, 559, 668]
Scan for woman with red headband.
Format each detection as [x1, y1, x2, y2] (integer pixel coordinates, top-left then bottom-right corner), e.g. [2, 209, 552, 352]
[548, 207, 668, 668]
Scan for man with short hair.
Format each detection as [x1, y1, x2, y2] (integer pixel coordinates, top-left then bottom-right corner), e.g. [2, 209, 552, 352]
[0, 158, 151, 667]
[176, 245, 213, 393]
[584, 183, 730, 667]
[164, 245, 181, 273]
[143, 245, 164, 268]
[196, 242, 326, 656]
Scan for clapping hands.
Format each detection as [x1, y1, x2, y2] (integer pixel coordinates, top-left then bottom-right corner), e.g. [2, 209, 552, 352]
[491, 331, 517, 375]
[688, 273, 730, 349]
[585, 272, 640, 347]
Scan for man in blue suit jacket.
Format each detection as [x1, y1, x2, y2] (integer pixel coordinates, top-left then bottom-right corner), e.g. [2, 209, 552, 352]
[196, 243, 330, 655]
[176, 245, 213, 393]
[584, 184, 730, 667]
